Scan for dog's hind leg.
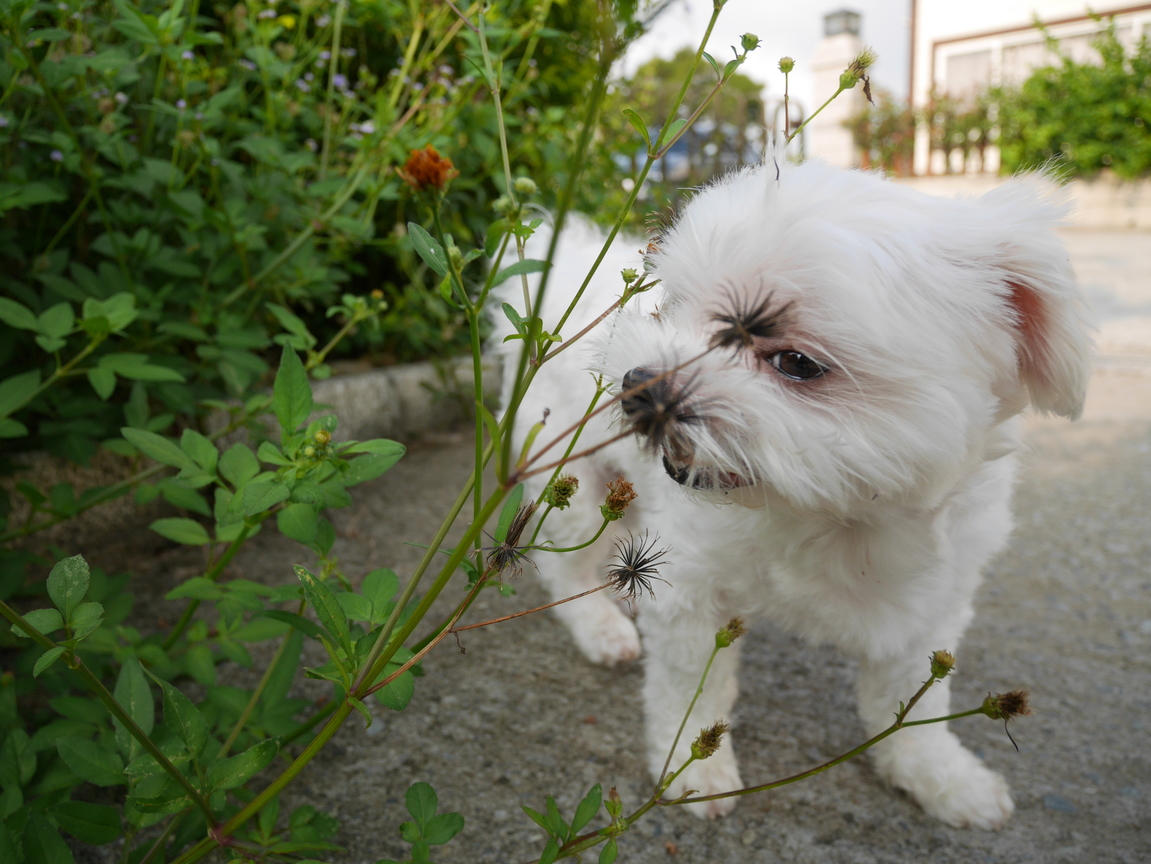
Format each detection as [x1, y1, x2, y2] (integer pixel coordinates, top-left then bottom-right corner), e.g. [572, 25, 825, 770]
[528, 465, 642, 668]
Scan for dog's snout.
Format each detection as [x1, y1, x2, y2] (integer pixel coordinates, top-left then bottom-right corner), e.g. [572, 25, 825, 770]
[620, 367, 666, 418]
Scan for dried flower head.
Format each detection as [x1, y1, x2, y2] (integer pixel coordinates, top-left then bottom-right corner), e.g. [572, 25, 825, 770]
[710, 291, 790, 351]
[930, 650, 956, 679]
[619, 370, 702, 460]
[398, 145, 458, 192]
[715, 617, 747, 648]
[607, 531, 669, 603]
[601, 477, 638, 521]
[981, 689, 1031, 751]
[486, 501, 538, 579]
[544, 475, 579, 510]
[981, 690, 1031, 721]
[840, 48, 877, 103]
[690, 720, 730, 760]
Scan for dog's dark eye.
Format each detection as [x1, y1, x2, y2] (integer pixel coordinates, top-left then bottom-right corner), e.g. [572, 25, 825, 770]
[768, 351, 826, 381]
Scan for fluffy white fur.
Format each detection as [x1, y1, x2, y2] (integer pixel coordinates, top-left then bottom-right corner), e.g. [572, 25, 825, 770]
[495, 158, 1091, 827]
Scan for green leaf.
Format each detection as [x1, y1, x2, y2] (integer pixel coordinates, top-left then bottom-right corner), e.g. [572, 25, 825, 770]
[33, 646, 66, 677]
[180, 429, 218, 473]
[0, 417, 28, 438]
[56, 737, 126, 787]
[277, 502, 318, 544]
[47, 554, 89, 619]
[702, 51, 721, 78]
[494, 484, 525, 543]
[423, 811, 464, 845]
[23, 811, 76, 864]
[336, 591, 373, 623]
[219, 443, 260, 486]
[622, 108, 651, 148]
[545, 795, 569, 840]
[0, 370, 42, 417]
[148, 672, 210, 758]
[98, 353, 185, 382]
[38, 302, 74, 339]
[571, 784, 602, 834]
[15, 607, 64, 636]
[259, 610, 326, 642]
[121, 428, 197, 470]
[521, 805, 549, 833]
[405, 782, 438, 830]
[407, 223, 448, 277]
[539, 837, 560, 864]
[207, 738, 278, 790]
[150, 518, 211, 546]
[491, 258, 549, 288]
[158, 479, 212, 516]
[295, 565, 351, 655]
[663, 117, 688, 144]
[69, 602, 104, 640]
[348, 696, 372, 727]
[50, 801, 122, 845]
[272, 346, 313, 433]
[373, 668, 414, 711]
[242, 479, 290, 515]
[184, 643, 216, 685]
[362, 568, 399, 615]
[0, 297, 40, 331]
[341, 451, 404, 485]
[112, 658, 153, 759]
[599, 836, 618, 864]
[87, 367, 116, 400]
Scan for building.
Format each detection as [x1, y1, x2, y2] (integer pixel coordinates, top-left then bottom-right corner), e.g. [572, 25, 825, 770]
[908, 0, 1151, 174]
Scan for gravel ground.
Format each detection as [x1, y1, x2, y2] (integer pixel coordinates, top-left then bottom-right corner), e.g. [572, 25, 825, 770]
[63, 229, 1150, 864]
[186, 365, 1149, 864]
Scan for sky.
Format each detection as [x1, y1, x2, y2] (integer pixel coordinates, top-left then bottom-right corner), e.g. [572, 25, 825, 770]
[619, 0, 913, 112]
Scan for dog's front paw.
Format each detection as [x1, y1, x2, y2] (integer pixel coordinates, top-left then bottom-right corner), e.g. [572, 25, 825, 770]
[566, 600, 641, 667]
[664, 753, 743, 820]
[878, 733, 1014, 829]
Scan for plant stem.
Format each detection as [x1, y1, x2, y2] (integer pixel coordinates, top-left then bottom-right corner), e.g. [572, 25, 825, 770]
[162, 524, 254, 651]
[318, 0, 347, 181]
[659, 641, 722, 785]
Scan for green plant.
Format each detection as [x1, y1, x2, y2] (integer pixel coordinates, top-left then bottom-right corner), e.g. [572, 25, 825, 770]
[993, 20, 1151, 179]
[845, 86, 915, 176]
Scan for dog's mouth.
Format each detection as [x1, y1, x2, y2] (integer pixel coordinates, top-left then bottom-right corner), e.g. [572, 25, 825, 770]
[661, 452, 749, 490]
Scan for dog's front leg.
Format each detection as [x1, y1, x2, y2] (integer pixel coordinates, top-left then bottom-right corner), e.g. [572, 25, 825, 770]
[640, 604, 743, 819]
[857, 648, 1014, 829]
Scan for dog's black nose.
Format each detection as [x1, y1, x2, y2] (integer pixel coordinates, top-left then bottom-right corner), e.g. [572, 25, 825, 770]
[620, 367, 667, 420]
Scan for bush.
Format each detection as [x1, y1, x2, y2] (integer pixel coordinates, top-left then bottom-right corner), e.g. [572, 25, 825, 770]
[994, 21, 1151, 179]
[0, 0, 611, 463]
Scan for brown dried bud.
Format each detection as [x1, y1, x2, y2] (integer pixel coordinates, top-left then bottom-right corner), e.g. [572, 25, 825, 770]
[981, 690, 1031, 721]
[715, 617, 746, 648]
[398, 145, 458, 192]
[690, 720, 730, 760]
[601, 477, 637, 521]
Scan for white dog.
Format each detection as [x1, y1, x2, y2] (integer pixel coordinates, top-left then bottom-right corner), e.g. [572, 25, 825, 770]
[498, 158, 1091, 828]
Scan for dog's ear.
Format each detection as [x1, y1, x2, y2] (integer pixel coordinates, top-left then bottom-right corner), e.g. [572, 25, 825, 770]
[980, 182, 1092, 420]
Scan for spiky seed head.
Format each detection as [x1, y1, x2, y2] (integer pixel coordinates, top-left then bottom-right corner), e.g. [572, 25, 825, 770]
[710, 292, 789, 351]
[691, 721, 731, 760]
[607, 531, 669, 602]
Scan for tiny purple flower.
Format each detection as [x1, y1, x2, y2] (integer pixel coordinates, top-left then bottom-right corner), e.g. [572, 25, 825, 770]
[195, 112, 203, 120]
[304, 138, 318, 152]
[319, 50, 331, 60]
[304, 72, 314, 82]
[341, 47, 356, 58]
[0, 116, 9, 128]
[295, 79, 310, 92]
[176, 99, 187, 110]
[182, 50, 194, 60]
[359, 120, 375, 134]
[50, 149, 63, 162]
[114, 91, 128, 104]
[257, 9, 276, 19]
[316, 14, 331, 27]
[239, 59, 256, 71]
[332, 73, 348, 90]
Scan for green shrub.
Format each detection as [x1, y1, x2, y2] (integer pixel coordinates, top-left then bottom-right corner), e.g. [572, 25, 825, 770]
[994, 21, 1151, 179]
[0, 0, 609, 462]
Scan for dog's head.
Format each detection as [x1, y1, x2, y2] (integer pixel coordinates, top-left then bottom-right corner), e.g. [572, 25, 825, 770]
[597, 159, 1092, 515]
